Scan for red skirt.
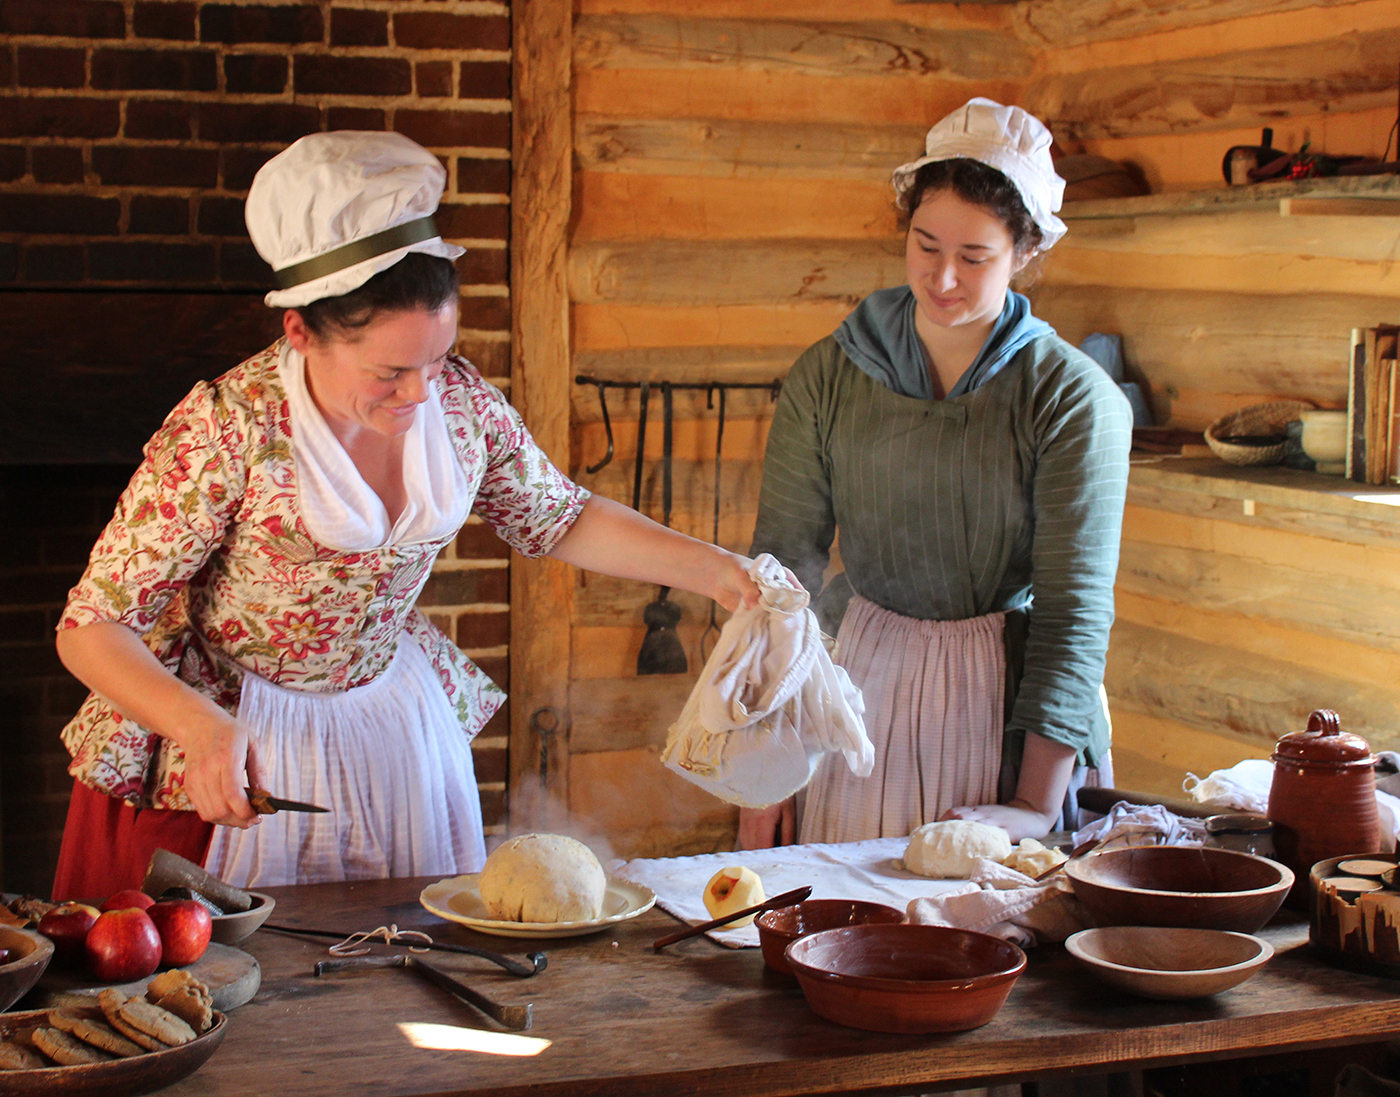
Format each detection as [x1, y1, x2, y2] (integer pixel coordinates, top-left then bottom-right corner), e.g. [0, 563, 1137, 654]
[52, 783, 213, 903]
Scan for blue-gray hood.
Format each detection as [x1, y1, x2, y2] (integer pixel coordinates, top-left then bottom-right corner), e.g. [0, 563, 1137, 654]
[834, 286, 1054, 400]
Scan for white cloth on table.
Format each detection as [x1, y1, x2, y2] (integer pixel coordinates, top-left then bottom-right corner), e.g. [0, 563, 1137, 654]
[205, 633, 485, 888]
[280, 342, 471, 552]
[613, 836, 968, 948]
[799, 598, 1005, 845]
[906, 858, 1091, 948]
[1071, 803, 1206, 851]
[660, 554, 872, 809]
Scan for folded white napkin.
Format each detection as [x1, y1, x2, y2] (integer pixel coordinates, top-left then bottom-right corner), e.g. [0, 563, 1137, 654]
[906, 859, 1091, 948]
[660, 554, 873, 808]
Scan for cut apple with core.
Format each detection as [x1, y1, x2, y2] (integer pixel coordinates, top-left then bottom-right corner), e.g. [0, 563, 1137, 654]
[702, 866, 765, 927]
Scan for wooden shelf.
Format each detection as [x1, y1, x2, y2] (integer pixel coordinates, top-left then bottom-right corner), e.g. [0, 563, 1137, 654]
[1062, 173, 1400, 221]
[1129, 456, 1400, 542]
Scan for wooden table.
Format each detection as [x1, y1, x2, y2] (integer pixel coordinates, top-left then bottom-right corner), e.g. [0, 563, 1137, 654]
[155, 877, 1400, 1097]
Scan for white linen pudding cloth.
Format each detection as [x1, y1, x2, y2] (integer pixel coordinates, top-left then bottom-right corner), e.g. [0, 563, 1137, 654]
[204, 345, 482, 888]
[660, 554, 873, 808]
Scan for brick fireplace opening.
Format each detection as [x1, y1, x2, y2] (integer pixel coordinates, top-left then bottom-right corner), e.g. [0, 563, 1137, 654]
[0, 0, 513, 895]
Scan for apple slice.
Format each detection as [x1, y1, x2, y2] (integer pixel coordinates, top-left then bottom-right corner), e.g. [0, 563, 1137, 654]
[702, 866, 765, 927]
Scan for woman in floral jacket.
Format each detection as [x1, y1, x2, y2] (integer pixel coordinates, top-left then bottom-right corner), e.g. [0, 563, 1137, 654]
[53, 133, 759, 897]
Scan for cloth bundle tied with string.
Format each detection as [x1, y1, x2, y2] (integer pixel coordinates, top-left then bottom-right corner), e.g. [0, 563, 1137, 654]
[661, 554, 874, 808]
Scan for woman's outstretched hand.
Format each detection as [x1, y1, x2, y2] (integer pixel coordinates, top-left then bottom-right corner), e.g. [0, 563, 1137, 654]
[940, 801, 1054, 844]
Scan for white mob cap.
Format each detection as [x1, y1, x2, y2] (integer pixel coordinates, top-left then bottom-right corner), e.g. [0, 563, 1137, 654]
[246, 130, 465, 309]
[891, 97, 1067, 250]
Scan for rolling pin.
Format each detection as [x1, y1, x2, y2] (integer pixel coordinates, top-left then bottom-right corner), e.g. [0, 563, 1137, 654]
[1076, 787, 1218, 819]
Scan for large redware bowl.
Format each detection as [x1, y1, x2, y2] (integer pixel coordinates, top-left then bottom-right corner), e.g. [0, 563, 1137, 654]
[756, 900, 905, 976]
[0, 928, 52, 1012]
[1064, 846, 1292, 933]
[784, 923, 1026, 1034]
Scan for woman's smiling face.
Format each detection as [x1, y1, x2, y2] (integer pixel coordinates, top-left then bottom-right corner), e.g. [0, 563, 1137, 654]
[905, 188, 1028, 334]
[288, 301, 458, 440]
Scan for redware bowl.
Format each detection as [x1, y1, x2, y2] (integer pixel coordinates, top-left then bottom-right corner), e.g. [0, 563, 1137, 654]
[756, 899, 905, 975]
[0, 928, 53, 1012]
[1064, 846, 1292, 933]
[784, 923, 1026, 1034]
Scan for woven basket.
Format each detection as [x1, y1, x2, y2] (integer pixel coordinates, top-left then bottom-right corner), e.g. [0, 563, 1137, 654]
[1206, 400, 1314, 466]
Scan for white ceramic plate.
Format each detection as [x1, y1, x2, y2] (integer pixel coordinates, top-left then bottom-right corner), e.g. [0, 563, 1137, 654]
[419, 874, 657, 939]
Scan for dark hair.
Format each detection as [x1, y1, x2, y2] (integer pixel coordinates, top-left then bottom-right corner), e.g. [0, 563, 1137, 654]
[899, 158, 1043, 256]
[294, 252, 460, 339]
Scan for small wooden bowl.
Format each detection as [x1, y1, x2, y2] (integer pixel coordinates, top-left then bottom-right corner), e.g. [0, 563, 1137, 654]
[1067, 927, 1272, 1000]
[0, 928, 52, 1013]
[209, 892, 275, 946]
[756, 900, 905, 976]
[1065, 846, 1292, 933]
[785, 924, 1025, 1034]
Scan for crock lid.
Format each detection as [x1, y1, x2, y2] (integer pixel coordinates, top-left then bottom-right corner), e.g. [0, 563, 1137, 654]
[1272, 709, 1373, 766]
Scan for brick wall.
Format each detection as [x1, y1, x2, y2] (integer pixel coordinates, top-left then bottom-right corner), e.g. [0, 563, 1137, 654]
[0, 0, 514, 892]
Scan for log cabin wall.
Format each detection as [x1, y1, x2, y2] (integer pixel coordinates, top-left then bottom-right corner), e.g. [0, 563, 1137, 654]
[1019, 0, 1400, 791]
[531, 0, 1400, 851]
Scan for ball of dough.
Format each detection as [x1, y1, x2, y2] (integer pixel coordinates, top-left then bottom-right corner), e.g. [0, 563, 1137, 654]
[479, 833, 607, 923]
[905, 820, 1012, 878]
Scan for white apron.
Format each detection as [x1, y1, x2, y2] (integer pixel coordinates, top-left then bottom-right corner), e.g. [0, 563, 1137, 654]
[205, 634, 486, 888]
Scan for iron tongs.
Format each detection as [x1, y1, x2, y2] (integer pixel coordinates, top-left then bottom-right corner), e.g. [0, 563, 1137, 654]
[315, 953, 533, 1030]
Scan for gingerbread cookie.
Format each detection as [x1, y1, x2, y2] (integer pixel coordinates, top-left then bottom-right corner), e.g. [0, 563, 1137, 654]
[32, 1026, 114, 1066]
[48, 1011, 144, 1057]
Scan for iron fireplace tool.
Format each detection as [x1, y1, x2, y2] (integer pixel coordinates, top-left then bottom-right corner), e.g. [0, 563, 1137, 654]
[314, 953, 533, 1030]
[699, 384, 726, 663]
[637, 381, 688, 675]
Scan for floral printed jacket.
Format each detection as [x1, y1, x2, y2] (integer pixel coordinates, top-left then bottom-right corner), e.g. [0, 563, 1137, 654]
[60, 340, 589, 810]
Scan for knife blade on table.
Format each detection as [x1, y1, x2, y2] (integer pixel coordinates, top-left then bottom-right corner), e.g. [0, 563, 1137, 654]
[245, 787, 330, 814]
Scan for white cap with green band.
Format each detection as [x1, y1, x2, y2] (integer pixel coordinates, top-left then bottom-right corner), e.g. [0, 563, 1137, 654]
[246, 130, 465, 309]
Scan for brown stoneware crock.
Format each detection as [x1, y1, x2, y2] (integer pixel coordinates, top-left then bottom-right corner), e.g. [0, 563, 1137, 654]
[784, 923, 1025, 1034]
[1268, 709, 1385, 907]
[755, 899, 904, 976]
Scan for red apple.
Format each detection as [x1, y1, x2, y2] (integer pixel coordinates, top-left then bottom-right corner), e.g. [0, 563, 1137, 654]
[100, 889, 156, 913]
[84, 908, 162, 983]
[146, 899, 213, 967]
[36, 902, 100, 964]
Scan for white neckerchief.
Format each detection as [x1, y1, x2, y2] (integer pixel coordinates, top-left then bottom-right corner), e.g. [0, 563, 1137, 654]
[279, 342, 471, 551]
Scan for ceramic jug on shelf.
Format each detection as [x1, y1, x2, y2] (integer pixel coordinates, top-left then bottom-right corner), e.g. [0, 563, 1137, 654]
[1268, 709, 1389, 907]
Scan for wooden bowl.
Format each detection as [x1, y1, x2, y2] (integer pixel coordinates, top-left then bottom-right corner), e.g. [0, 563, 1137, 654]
[756, 900, 905, 976]
[209, 892, 274, 945]
[784, 923, 1025, 1034]
[1067, 927, 1273, 1000]
[0, 928, 52, 1012]
[1065, 846, 1292, 933]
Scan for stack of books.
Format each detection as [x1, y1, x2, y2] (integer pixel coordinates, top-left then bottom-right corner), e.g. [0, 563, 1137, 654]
[1347, 324, 1400, 484]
